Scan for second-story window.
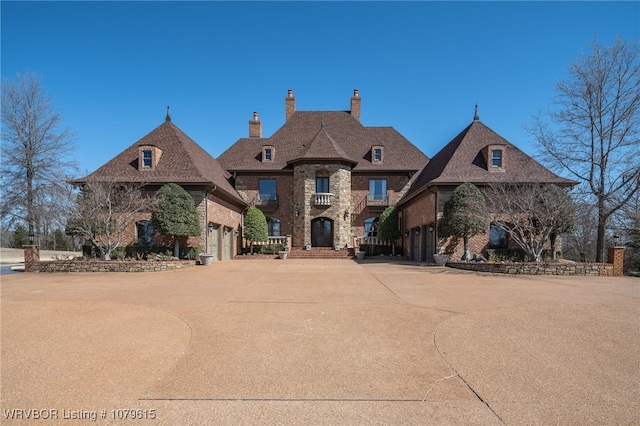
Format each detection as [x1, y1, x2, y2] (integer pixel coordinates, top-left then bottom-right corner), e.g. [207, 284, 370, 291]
[491, 149, 503, 168]
[316, 176, 329, 193]
[258, 179, 277, 201]
[369, 179, 387, 200]
[142, 150, 153, 168]
[372, 146, 384, 163]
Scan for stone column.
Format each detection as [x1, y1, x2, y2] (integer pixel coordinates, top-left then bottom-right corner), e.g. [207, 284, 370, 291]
[607, 246, 625, 277]
[23, 245, 40, 272]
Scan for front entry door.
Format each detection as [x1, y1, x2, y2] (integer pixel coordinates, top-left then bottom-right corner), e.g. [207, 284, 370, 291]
[311, 218, 333, 247]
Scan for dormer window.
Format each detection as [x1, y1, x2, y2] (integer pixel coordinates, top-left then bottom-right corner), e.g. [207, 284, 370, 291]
[372, 146, 384, 163]
[138, 145, 162, 171]
[491, 149, 502, 168]
[262, 145, 275, 162]
[483, 144, 506, 172]
[142, 150, 153, 168]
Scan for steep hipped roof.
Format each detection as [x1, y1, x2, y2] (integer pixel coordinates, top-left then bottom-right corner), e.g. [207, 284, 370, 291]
[218, 110, 428, 172]
[401, 118, 576, 202]
[74, 118, 246, 206]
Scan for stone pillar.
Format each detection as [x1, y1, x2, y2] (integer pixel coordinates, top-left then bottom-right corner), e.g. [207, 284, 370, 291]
[607, 246, 625, 277]
[23, 245, 40, 272]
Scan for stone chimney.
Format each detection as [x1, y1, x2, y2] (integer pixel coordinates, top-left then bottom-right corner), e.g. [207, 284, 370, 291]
[285, 89, 296, 121]
[249, 111, 262, 138]
[350, 89, 361, 122]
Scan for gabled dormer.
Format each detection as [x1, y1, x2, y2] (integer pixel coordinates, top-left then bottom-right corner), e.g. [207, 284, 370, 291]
[371, 145, 384, 164]
[138, 145, 163, 171]
[262, 145, 275, 162]
[483, 144, 506, 172]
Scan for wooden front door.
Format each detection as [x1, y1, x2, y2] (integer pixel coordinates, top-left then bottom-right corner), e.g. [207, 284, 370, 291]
[311, 218, 333, 247]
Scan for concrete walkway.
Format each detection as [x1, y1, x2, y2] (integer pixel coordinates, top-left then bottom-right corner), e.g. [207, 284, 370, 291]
[1, 260, 638, 425]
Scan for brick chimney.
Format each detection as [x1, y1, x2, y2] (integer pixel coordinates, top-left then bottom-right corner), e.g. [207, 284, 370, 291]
[350, 89, 361, 122]
[249, 111, 262, 138]
[285, 89, 296, 121]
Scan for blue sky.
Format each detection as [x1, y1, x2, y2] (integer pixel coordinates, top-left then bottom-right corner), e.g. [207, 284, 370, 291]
[2, 1, 638, 175]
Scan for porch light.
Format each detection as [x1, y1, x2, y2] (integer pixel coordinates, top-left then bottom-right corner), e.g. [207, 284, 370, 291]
[294, 209, 299, 217]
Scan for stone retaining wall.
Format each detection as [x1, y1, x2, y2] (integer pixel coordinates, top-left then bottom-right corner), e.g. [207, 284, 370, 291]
[32, 260, 197, 273]
[446, 261, 615, 276]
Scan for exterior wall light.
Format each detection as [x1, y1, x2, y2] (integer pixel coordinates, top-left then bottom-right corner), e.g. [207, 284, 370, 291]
[294, 209, 299, 217]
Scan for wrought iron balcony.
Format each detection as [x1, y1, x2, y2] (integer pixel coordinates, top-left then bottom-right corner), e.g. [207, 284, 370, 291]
[366, 194, 389, 210]
[313, 193, 333, 206]
[254, 193, 279, 212]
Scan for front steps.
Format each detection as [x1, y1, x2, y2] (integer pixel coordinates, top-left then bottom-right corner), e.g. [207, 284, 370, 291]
[286, 247, 356, 260]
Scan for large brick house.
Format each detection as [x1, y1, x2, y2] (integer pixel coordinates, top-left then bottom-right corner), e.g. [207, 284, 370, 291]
[74, 110, 247, 260]
[217, 89, 428, 250]
[397, 107, 575, 262]
[77, 91, 573, 262]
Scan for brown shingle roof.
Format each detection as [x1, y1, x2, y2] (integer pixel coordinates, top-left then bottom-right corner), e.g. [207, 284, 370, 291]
[289, 124, 358, 165]
[74, 119, 246, 205]
[218, 111, 428, 172]
[401, 119, 576, 202]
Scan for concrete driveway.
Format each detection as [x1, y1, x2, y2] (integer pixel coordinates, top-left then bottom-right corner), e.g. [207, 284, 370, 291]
[1, 260, 638, 425]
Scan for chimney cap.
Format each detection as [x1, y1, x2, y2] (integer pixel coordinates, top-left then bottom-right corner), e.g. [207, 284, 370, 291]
[287, 89, 294, 98]
[253, 111, 259, 121]
[353, 89, 359, 97]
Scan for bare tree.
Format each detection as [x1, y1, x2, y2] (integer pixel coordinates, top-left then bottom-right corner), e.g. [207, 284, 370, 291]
[66, 177, 156, 260]
[563, 201, 599, 262]
[528, 36, 640, 262]
[1, 71, 77, 242]
[485, 184, 576, 262]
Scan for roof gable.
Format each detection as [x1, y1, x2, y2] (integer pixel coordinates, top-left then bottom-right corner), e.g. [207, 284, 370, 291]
[75, 119, 245, 205]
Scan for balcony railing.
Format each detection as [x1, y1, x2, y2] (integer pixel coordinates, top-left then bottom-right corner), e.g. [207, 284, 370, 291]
[313, 193, 333, 206]
[254, 193, 279, 211]
[366, 194, 390, 209]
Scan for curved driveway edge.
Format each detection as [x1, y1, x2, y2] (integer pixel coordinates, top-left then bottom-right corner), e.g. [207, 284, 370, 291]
[1, 260, 638, 425]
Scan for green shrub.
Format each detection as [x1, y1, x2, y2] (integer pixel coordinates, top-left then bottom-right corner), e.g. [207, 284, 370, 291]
[483, 248, 526, 262]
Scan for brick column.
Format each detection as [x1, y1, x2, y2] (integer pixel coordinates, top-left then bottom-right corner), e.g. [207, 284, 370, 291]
[23, 245, 40, 272]
[607, 246, 625, 277]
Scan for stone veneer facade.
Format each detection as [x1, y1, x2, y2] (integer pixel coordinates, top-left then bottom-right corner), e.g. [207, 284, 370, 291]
[293, 163, 352, 248]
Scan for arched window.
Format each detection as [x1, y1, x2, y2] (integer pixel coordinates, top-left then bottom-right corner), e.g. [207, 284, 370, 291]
[267, 217, 281, 236]
[489, 222, 508, 249]
[364, 217, 378, 238]
[136, 220, 154, 245]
